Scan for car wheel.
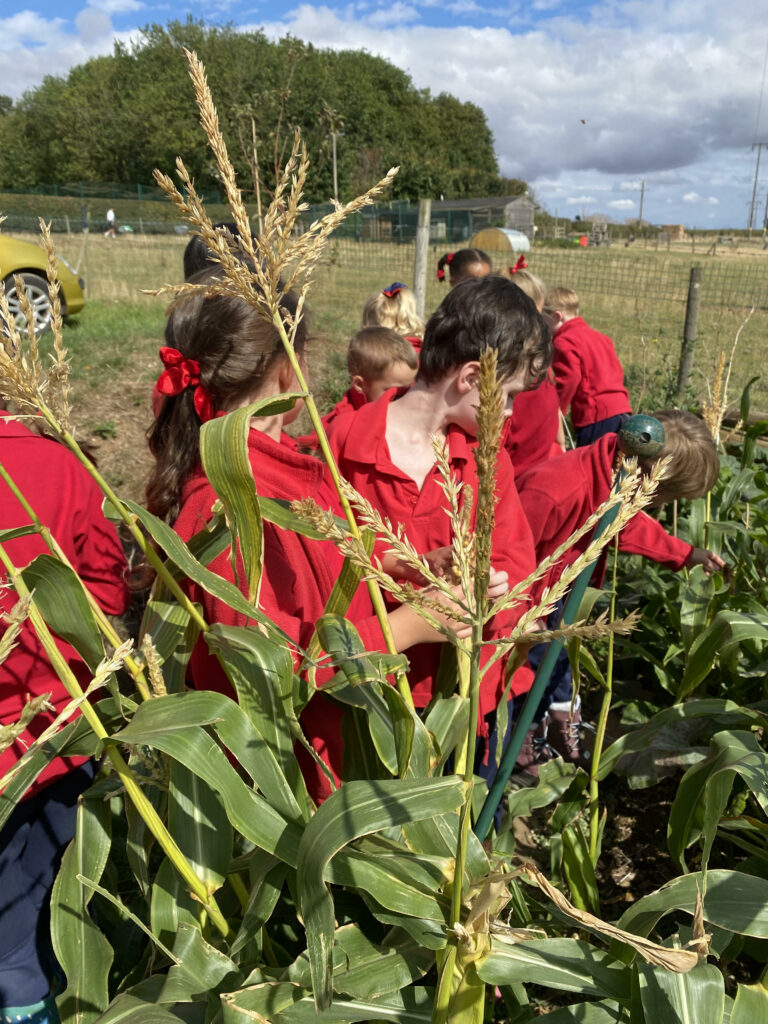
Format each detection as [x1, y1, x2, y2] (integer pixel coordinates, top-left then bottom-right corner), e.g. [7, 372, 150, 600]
[3, 272, 53, 334]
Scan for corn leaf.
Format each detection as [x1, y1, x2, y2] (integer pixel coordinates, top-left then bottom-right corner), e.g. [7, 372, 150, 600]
[296, 777, 466, 1010]
[140, 592, 199, 693]
[731, 979, 768, 1024]
[229, 855, 286, 958]
[679, 566, 716, 654]
[113, 690, 303, 823]
[155, 922, 241, 1003]
[21, 554, 106, 670]
[637, 961, 724, 1024]
[87, 994, 183, 1023]
[150, 857, 201, 952]
[52, 792, 114, 1024]
[679, 612, 768, 699]
[204, 623, 307, 809]
[168, 760, 233, 892]
[535, 1001, 624, 1023]
[477, 937, 631, 1003]
[221, 981, 434, 1023]
[200, 403, 268, 605]
[667, 730, 768, 871]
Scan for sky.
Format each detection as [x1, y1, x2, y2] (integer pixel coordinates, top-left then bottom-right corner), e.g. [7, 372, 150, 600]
[1, 0, 767, 229]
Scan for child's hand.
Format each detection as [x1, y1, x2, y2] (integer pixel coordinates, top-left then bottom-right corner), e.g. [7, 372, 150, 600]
[388, 568, 509, 647]
[380, 545, 454, 584]
[687, 547, 726, 575]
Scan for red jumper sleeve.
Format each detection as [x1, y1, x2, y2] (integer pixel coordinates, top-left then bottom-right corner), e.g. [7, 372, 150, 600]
[551, 337, 582, 416]
[619, 511, 693, 570]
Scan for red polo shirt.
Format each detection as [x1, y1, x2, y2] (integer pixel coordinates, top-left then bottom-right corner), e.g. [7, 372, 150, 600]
[174, 428, 389, 800]
[0, 413, 129, 796]
[292, 386, 367, 450]
[552, 317, 631, 428]
[503, 375, 562, 475]
[516, 433, 693, 599]
[326, 390, 537, 714]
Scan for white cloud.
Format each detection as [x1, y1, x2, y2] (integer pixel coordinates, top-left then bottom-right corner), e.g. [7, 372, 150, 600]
[367, 1, 419, 26]
[87, 0, 145, 13]
[707, 196, 720, 205]
[566, 195, 596, 205]
[683, 192, 702, 203]
[609, 198, 636, 210]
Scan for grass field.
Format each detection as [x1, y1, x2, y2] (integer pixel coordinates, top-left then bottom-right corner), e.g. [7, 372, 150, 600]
[14, 229, 768, 501]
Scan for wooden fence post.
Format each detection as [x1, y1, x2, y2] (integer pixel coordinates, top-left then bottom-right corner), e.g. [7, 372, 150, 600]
[676, 265, 702, 400]
[413, 198, 431, 320]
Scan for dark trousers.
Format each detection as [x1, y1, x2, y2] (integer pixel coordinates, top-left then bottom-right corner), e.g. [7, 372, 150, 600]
[0, 762, 94, 1008]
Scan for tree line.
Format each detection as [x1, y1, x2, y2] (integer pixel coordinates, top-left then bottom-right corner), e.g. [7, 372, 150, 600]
[0, 19, 527, 204]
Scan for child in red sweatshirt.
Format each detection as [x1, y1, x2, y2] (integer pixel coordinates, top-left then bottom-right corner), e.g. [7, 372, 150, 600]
[545, 285, 632, 446]
[294, 326, 417, 448]
[326, 275, 551, 735]
[363, 282, 424, 356]
[515, 409, 723, 767]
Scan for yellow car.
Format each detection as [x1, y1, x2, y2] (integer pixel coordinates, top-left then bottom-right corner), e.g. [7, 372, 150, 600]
[0, 234, 85, 334]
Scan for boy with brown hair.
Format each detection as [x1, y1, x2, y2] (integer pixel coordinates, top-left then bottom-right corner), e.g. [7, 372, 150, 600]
[545, 285, 632, 446]
[514, 409, 724, 769]
[295, 325, 417, 447]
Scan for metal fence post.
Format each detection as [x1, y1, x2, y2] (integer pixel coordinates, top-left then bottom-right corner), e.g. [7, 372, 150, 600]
[413, 198, 431, 320]
[675, 265, 702, 400]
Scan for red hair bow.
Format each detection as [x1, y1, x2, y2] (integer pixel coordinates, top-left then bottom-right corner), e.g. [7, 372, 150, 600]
[437, 252, 454, 281]
[382, 282, 405, 298]
[509, 255, 528, 274]
[156, 346, 215, 423]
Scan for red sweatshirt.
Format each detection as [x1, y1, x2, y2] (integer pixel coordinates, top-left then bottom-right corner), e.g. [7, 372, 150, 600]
[0, 413, 129, 796]
[326, 390, 537, 715]
[516, 433, 693, 598]
[552, 317, 631, 428]
[173, 428, 388, 800]
[503, 375, 563, 475]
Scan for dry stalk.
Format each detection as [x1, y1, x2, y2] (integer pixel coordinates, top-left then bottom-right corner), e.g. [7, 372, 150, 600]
[701, 307, 755, 444]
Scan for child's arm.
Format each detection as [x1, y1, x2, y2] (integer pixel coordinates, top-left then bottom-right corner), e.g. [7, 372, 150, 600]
[618, 510, 693, 570]
[685, 547, 726, 575]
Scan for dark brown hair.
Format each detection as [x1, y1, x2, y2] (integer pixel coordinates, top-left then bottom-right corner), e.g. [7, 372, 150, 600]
[146, 268, 307, 523]
[642, 409, 720, 501]
[417, 275, 552, 386]
[436, 248, 491, 285]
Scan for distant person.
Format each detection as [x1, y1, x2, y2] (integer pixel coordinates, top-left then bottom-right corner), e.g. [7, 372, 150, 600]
[362, 282, 424, 355]
[293, 326, 417, 449]
[105, 207, 116, 238]
[436, 248, 492, 287]
[544, 286, 632, 446]
[0, 403, 129, 1024]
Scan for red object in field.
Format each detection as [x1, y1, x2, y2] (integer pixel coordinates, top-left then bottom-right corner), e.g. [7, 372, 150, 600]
[579, 235, 588, 247]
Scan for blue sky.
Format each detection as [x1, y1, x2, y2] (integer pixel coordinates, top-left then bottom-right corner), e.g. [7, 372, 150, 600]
[1, 0, 766, 228]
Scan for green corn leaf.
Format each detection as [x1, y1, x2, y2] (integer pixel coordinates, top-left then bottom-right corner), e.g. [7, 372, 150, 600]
[667, 730, 768, 871]
[731, 978, 768, 1024]
[0, 524, 42, 542]
[204, 623, 307, 809]
[679, 565, 716, 654]
[221, 981, 434, 1023]
[561, 821, 600, 915]
[535, 1000, 624, 1023]
[598, 700, 768, 781]
[316, 614, 379, 686]
[229, 856, 286, 958]
[168, 760, 233, 892]
[139, 592, 199, 694]
[150, 857, 201, 952]
[637, 961, 724, 1024]
[155, 922, 241, 1004]
[200, 403, 269, 604]
[286, 923, 433, 999]
[680, 612, 768, 698]
[423, 696, 470, 771]
[477, 937, 631, 1003]
[21, 554, 106, 670]
[52, 793, 114, 1024]
[260, 495, 347, 539]
[296, 777, 466, 1010]
[88, 994, 184, 1023]
[616, 869, 768, 950]
[113, 690, 303, 823]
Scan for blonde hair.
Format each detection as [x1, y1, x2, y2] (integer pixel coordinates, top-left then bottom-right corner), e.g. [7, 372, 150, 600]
[509, 268, 547, 312]
[641, 410, 720, 501]
[544, 286, 580, 318]
[348, 326, 418, 381]
[363, 284, 424, 336]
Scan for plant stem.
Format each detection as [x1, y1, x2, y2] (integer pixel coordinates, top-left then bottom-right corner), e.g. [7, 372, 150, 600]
[588, 533, 619, 864]
[0, 461, 151, 701]
[272, 311, 414, 708]
[0, 542, 232, 940]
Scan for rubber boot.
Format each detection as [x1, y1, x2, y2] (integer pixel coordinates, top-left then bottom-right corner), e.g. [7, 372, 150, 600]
[0, 995, 60, 1023]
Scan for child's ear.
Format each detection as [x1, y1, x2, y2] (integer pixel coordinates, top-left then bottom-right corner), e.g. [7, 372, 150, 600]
[456, 361, 480, 393]
[350, 375, 366, 394]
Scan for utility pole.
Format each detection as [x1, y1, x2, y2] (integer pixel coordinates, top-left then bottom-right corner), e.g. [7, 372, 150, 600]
[637, 179, 645, 233]
[332, 131, 338, 204]
[748, 142, 768, 237]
